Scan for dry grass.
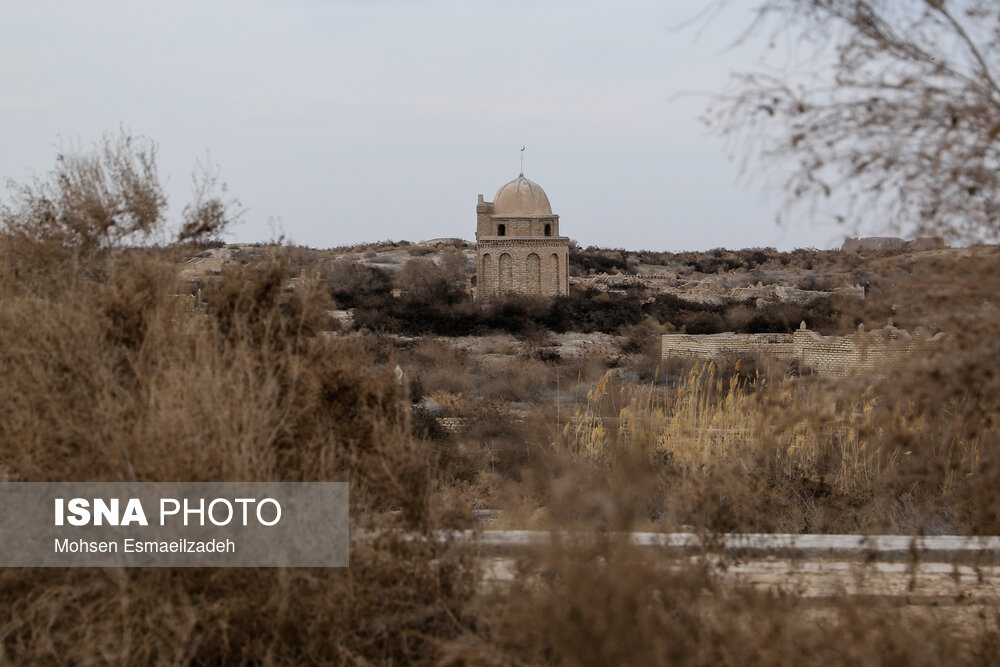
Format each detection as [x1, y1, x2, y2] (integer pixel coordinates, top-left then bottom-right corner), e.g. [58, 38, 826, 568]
[569, 364, 895, 494]
[4, 241, 1000, 662]
[4, 138, 1000, 661]
[0, 237, 481, 662]
[462, 541, 1000, 666]
[553, 357, 997, 535]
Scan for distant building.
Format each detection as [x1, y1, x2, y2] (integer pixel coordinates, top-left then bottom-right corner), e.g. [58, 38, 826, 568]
[475, 173, 569, 300]
[841, 236, 945, 252]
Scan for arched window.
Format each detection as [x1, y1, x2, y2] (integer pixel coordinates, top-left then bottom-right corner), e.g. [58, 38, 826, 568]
[526, 253, 541, 294]
[499, 253, 512, 292]
[482, 253, 493, 295]
[544, 223, 551, 237]
[497, 224, 506, 236]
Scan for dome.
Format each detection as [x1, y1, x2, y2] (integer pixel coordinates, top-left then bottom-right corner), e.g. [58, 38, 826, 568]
[493, 174, 552, 216]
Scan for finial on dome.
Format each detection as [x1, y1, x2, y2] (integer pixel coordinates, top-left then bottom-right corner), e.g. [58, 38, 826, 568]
[520, 145, 525, 176]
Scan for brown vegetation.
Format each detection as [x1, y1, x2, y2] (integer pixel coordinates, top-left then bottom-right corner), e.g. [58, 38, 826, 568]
[3, 140, 1000, 663]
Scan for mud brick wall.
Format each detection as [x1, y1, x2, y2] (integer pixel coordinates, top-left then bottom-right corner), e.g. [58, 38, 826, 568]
[662, 327, 949, 377]
[791, 328, 948, 377]
[435, 417, 467, 434]
[660, 333, 794, 361]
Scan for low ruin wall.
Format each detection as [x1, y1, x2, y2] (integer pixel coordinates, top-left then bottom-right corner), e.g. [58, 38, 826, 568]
[662, 326, 949, 377]
[791, 328, 949, 377]
[661, 333, 794, 361]
[582, 275, 864, 308]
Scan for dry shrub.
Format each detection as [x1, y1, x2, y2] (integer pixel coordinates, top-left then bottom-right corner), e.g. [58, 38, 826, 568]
[462, 399, 537, 480]
[0, 233, 478, 661]
[554, 358, 997, 534]
[464, 542, 1000, 665]
[1, 537, 477, 665]
[207, 260, 335, 349]
[437, 246, 470, 281]
[1, 132, 166, 252]
[477, 356, 554, 403]
[6, 138, 1000, 662]
[405, 340, 475, 399]
[324, 259, 392, 308]
[617, 318, 661, 354]
[407, 244, 435, 256]
[708, 351, 792, 384]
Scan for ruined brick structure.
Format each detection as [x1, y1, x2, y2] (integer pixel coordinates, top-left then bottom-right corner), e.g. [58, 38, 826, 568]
[662, 323, 950, 377]
[841, 236, 945, 252]
[475, 174, 569, 299]
[661, 333, 796, 360]
[583, 275, 866, 308]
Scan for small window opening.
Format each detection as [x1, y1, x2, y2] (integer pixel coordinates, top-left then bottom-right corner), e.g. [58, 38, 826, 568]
[497, 224, 506, 236]
[544, 223, 551, 237]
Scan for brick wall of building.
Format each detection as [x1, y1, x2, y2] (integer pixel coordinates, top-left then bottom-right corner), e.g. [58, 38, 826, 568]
[475, 194, 569, 299]
[478, 238, 569, 298]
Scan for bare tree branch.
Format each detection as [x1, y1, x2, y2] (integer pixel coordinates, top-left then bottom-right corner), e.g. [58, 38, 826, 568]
[932, 1, 1000, 98]
[702, 0, 1000, 242]
[1, 131, 243, 253]
[178, 152, 244, 244]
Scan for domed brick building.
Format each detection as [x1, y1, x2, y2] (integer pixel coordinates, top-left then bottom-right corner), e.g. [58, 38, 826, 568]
[474, 173, 569, 300]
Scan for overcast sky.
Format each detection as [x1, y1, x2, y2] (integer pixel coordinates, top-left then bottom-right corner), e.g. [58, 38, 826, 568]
[1, 1, 853, 251]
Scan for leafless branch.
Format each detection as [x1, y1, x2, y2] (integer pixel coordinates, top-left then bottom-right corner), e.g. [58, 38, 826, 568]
[701, 0, 1000, 242]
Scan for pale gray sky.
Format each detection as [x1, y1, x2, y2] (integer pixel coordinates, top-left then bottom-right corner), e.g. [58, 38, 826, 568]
[1, 1, 851, 251]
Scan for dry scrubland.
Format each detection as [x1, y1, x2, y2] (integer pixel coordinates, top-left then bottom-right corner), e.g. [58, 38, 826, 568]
[3, 240, 1000, 663]
[3, 143, 1000, 662]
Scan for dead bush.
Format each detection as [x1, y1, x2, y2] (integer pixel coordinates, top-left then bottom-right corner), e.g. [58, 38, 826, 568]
[468, 542, 998, 665]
